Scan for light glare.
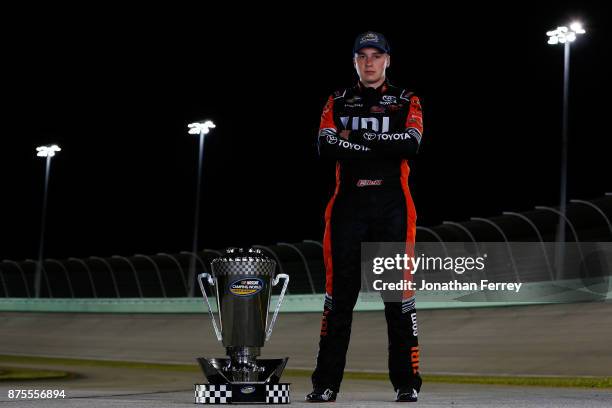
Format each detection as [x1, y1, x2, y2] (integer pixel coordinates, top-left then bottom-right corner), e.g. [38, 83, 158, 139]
[36, 145, 62, 158]
[188, 120, 216, 135]
[570, 22, 585, 33]
[547, 22, 586, 45]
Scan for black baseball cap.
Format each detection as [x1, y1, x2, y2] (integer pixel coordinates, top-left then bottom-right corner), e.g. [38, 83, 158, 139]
[353, 31, 390, 54]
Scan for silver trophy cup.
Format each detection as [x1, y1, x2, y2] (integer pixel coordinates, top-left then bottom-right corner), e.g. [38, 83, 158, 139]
[195, 248, 291, 404]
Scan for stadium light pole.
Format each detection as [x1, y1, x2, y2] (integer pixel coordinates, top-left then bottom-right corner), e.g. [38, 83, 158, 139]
[546, 22, 586, 246]
[546, 22, 585, 280]
[34, 144, 61, 297]
[187, 120, 216, 297]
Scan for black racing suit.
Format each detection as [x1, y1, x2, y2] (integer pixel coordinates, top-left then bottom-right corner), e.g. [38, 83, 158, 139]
[312, 80, 423, 393]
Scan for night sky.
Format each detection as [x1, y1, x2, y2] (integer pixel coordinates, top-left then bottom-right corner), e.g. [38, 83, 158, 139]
[3, 3, 611, 260]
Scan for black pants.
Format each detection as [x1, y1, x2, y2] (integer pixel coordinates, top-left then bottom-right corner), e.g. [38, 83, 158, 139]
[312, 187, 421, 392]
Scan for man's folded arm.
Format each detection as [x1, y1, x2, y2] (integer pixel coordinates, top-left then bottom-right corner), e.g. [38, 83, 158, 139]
[348, 127, 422, 158]
[317, 128, 376, 159]
[317, 94, 376, 159]
[349, 94, 424, 159]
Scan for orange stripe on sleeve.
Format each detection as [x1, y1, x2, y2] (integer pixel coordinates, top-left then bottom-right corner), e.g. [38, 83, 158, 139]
[320, 96, 337, 131]
[405, 95, 423, 134]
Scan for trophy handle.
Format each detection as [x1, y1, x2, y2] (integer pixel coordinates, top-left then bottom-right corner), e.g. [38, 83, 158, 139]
[197, 272, 223, 342]
[265, 273, 290, 341]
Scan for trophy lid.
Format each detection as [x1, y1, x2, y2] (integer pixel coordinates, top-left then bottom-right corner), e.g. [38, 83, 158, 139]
[211, 247, 275, 268]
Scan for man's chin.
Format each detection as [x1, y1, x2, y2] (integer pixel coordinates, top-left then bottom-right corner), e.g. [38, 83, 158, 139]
[363, 77, 383, 86]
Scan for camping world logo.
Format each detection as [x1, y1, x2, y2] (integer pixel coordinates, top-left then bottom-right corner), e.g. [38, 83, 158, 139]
[229, 278, 265, 296]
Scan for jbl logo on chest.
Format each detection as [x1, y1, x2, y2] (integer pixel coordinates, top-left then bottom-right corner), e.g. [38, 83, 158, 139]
[340, 116, 390, 132]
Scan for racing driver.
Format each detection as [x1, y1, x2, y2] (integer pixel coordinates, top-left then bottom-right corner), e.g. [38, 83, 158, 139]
[306, 31, 424, 403]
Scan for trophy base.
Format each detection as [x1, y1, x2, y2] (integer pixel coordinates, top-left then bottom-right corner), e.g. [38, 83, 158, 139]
[197, 357, 289, 384]
[194, 383, 290, 404]
[194, 357, 290, 404]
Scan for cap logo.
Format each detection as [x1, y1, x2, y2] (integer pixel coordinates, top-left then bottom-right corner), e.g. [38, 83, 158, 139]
[360, 33, 379, 43]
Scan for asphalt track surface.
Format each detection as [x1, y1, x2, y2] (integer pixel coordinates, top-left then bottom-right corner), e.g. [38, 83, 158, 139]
[1, 302, 612, 406]
[2, 371, 612, 407]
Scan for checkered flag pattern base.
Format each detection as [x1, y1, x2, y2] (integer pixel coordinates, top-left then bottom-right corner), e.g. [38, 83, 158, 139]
[266, 384, 290, 404]
[195, 384, 232, 404]
[195, 383, 290, 404]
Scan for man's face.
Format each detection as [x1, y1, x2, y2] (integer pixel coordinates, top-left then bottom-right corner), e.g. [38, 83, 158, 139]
[354, 47, 390, 86]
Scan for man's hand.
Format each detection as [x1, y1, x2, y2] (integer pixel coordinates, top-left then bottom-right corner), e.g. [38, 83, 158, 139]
[340, 129, 366, 142]
[348, 129, 368, 144]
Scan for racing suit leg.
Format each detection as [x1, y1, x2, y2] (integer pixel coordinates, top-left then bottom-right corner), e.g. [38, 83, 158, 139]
[312, 191, 367, 392]
[370, 188, 422, 392]
[384, 300, 422, 391]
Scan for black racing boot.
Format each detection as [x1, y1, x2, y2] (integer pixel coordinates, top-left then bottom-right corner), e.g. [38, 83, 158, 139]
[395, 387, 418, 402]
[305, 388, 337, 402]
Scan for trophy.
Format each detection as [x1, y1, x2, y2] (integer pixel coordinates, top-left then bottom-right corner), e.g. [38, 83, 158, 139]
[195, 247, 291, 404]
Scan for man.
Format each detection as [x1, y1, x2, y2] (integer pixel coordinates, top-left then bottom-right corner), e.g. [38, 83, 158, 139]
[306, 31, 423, 402]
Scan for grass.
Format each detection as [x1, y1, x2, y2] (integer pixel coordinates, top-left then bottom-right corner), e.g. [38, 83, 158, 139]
[0, 355, 199, 373]
[1, 355, 610, 389]
[286, 369, 612, 388]
[421, 374, 612, 389]
[0, 366, 71, 381]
